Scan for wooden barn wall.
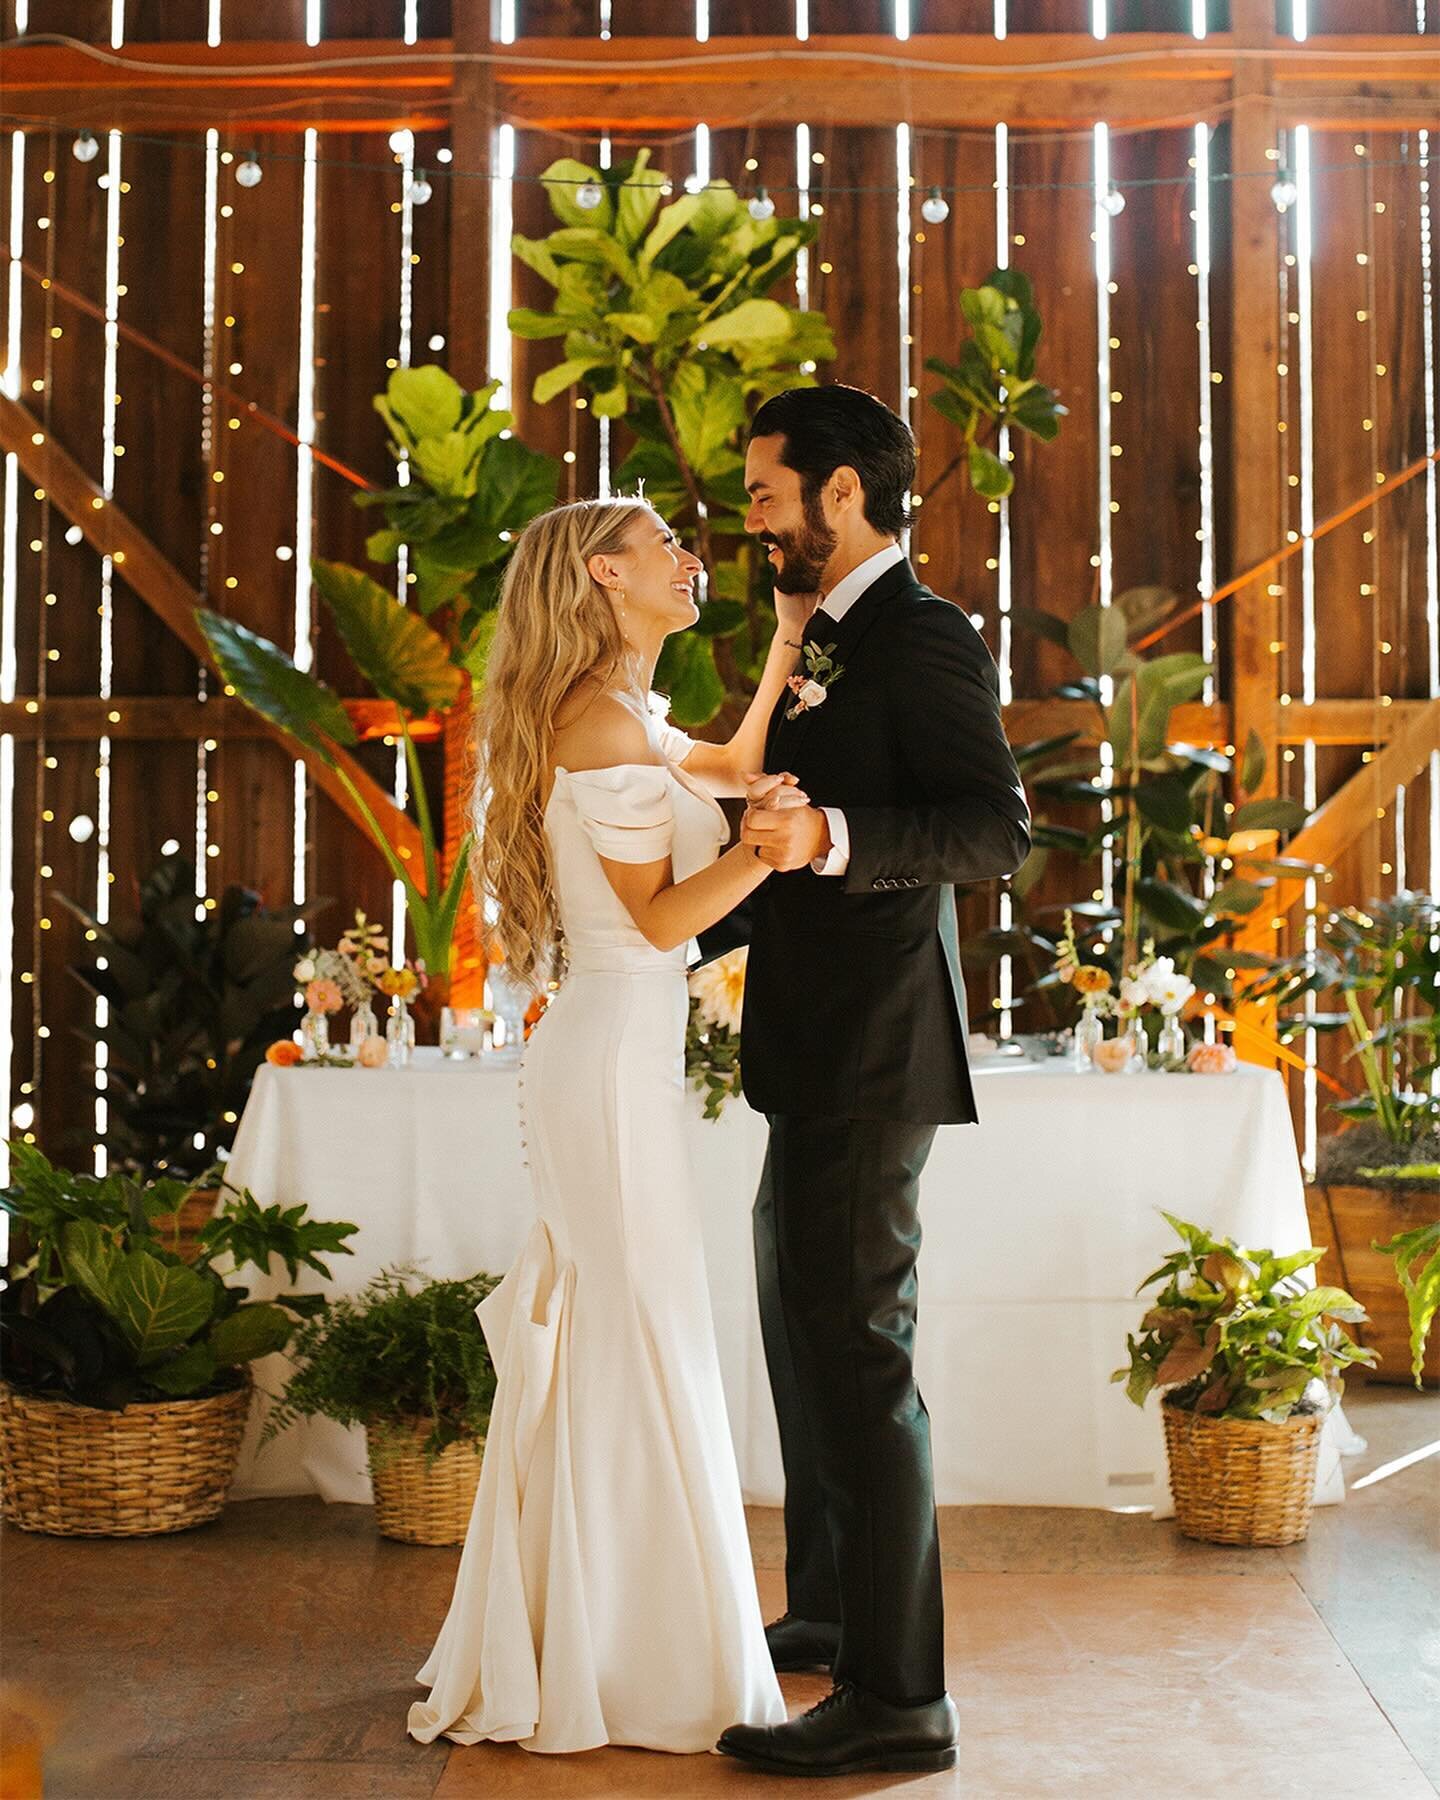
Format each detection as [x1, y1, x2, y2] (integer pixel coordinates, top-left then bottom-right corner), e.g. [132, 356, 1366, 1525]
[3, 1, 1438, 1169]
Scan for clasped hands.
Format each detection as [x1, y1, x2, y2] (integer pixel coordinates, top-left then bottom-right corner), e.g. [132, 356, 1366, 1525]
[740, 771, 831, 872]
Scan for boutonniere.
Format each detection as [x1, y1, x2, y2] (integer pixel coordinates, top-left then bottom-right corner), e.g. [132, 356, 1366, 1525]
[784, 640, 845, 720]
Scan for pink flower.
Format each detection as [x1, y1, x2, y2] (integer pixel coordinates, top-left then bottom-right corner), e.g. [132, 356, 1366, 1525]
[305, 977, 343, 1014]
[356, 1035, 388, 1068]
[1092, 1036, 1136, 1074]
[1187, 1042, 1237, 1075]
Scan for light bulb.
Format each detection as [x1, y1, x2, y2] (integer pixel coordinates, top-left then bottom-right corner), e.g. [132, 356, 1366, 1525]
[575, 180, 604, 210]
[920, 187, 950, 225]
[683, 172, 705, 195]
[1100, 187, 1126, 217]
[748, 187, 775, 221]
[235, 156, 263, 188]
[68, 813, 95, 843]
[388, 127, 414, 156]
[73, 131, 100, 164]
[1271, 177, 1297, 213]
[410, 172, 433, 204]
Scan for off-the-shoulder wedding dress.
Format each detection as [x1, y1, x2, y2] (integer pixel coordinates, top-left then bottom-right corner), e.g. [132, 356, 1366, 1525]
[407, 699, 785, 1756]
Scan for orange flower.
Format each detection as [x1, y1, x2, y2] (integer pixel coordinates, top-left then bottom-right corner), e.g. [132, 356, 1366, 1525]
[1187, 1042, 1237, 1075]
[266, 1039, 303, 1067]
[377, 966, 419, 1000]
[1072, 965, 1113, 996]
[305, 977, 343, 1014]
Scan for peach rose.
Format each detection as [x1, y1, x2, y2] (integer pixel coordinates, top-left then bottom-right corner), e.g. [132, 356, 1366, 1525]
[356, 1035, 388, 1068]
[305, 977, 343, 1014]
[1073, 965, 1113, 996]
[1187, 1042, 1237, 1075]
[266, 1039, 303, 1067]
[1092, 1036, 1136, 1074]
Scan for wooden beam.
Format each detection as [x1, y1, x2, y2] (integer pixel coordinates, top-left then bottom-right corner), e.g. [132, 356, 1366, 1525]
[0, 394, 428, 885]
[3, 33, 1436, 134]
[0, 695, 440, 742]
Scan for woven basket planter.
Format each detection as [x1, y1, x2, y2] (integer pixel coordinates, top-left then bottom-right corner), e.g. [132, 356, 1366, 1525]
[368, 1418, 484, 1546]
[1305, 1183, 1440, 1387]
[148, 1187, 220, 1266]
[0, 1378, 251, 1537]
[1162, 1397, 1324, 1547]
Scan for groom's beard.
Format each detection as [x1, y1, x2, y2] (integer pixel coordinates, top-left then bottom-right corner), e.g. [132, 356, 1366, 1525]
[761, 491, 837, 595]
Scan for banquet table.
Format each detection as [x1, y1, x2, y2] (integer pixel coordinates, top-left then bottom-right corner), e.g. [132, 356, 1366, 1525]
[223, 1047, 1353, 1514]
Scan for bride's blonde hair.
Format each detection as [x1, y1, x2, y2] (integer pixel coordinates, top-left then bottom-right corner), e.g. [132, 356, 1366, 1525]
[471, 497, 655, 986]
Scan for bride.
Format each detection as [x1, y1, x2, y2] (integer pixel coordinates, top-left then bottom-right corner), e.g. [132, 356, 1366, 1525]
[407, 497, 809, 1755]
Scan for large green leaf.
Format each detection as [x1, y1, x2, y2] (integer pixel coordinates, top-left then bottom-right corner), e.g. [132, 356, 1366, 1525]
[207, 1301, 294, 1367]
[1067, 604, 1129, 679]
[56, 1218, 120, 1308]
[375, 364, 464, 443]
[671, 377, 746, 474]
[60, 1220, 217, 1364]
[1135, 877, 1207, 935]
[691, 297, 790, 348]
[533, 354, 609, 406]
[540, 157, 612, 231]
[1134, 774, 1195, 836]
[197, 610, 357, 756]
[615, 147, 665, 250]
[656, 629, 725, 727]
[311, 560, 462, 716]
[145, 1342, 217, 1396]
[507, 306, 570, 339]
[1232, 795, 1309, 834]
[968, 442, 1013, 499]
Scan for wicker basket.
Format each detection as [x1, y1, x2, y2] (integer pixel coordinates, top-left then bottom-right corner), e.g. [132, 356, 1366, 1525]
[0, 1378, 251, 1537]
[149, 1186, 221, 1265]
[368, 1418, 484, 1546]
[1162, 1397, 1324, 1547]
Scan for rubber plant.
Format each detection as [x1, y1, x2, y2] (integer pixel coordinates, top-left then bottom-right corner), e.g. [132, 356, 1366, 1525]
[507, 146, 835, 724]
[196, 368, 555, 990]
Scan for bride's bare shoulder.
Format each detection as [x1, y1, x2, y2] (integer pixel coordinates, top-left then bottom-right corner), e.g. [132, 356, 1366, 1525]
[552, 685, 660, 773]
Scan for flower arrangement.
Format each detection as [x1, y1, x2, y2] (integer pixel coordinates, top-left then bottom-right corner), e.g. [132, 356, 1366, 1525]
[378, 964, 425, 1001]
[686, 948, 747, 1119]
[1053, 910, 1114, 1064]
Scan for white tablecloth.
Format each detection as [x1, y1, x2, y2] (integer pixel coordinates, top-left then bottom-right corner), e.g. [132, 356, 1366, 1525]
[224, 1050, 1350, 1513]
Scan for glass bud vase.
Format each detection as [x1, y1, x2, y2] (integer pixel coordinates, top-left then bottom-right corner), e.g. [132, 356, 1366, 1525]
[1157, 1013, 1187, 1064]
[348, 999, 379, 1055]
[385, 995, 416, 1068]
[1073, 1005, 1104, 1069]
[301, 1008, 329, 1060]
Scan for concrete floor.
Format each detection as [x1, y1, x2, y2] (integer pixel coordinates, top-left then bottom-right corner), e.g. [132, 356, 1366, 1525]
[4, 1384, 1436, 1800]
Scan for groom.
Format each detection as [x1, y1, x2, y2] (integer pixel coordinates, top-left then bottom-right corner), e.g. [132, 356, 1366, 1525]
[712, 385, 1030, 1777]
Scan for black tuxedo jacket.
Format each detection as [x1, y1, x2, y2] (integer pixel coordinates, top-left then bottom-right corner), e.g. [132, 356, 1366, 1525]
[701, 558, 1030, 1123]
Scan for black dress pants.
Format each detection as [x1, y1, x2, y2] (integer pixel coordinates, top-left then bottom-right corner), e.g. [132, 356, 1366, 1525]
[753, 1112, 944, 1706]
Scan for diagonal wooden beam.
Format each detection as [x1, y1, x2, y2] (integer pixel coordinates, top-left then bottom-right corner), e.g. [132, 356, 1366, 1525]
[0, 393, 429, 889]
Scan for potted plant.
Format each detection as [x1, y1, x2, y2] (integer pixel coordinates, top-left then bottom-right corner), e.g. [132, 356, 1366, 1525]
[260, 1267, 499, 1546]
[1253, 893, 1440, 1385]
[1114, 1212, 1372, 1546]
[52, 851, 327, 1251]
[0, 1143, 357, 1536]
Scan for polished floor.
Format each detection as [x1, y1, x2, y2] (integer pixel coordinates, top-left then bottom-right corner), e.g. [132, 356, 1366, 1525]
[3, 1384, 1436, 1800]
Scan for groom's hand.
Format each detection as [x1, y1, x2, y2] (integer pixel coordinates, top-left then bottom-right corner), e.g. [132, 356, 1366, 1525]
[741, 776, 832, 871]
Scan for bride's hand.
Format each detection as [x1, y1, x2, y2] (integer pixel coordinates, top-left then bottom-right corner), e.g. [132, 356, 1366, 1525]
[773, 590, 820, 642]
[742, 771, 809, 812]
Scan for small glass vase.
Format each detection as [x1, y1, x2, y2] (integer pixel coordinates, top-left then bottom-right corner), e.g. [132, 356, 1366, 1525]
[385, 995, 416, 1068]
[1073, 1005, 1104, 1069]
[301, 1008, 330, 1060]
[348, 1000, 379, 1055]
[1157, 1013, 1187, 1064]
[486, 963, 531, 1062]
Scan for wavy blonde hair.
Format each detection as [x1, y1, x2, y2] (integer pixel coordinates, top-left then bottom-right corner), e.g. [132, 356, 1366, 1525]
[471, 497, 655, 986]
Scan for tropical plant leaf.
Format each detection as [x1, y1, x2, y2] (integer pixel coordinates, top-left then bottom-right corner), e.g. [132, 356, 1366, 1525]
[197, 610, 357, 756]
[207, 1301, 295, 1367]
[311, 560, 462, 716]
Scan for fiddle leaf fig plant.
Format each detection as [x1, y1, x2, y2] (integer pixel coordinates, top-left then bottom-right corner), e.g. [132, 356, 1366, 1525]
[509, 147, 835, 724]
[924, 267, 1066, 500]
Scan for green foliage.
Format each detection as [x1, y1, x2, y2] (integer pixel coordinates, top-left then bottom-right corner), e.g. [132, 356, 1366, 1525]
[1252, 893, 1440, 1148]
[1, 1144, 356, 1409]
[510, 148, 835, 724]
[50, 851, 321, 1181]
[1369, 1216, 1440, 1385]
[925, 267, 1065, 500]
[962, 596, 1314, 1025]
[685, 1000, 743, 1120]
[1113, 1212, 1374, 1421]
[261, 1266, 500, 1464]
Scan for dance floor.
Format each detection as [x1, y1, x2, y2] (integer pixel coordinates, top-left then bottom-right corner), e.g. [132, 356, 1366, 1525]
[6, 1386, 1436, 1800]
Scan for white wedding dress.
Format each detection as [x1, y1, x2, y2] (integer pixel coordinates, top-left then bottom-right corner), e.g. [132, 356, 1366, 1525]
[407, 699, 786, 1755]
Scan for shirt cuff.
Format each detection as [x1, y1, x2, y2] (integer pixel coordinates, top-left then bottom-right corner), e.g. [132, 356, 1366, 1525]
[811, 806, 850, 876]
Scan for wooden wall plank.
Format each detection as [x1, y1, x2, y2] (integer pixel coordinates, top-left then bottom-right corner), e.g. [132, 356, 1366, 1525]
[806, 125, 903, 412]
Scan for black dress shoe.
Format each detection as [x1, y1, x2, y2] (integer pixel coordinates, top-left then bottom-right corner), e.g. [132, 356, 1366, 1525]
[764, 1613, 841, 1673]
[717, 1680, 960, 1777]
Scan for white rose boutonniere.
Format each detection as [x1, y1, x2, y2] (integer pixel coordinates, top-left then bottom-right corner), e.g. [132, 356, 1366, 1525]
[784, 640, 845, 721]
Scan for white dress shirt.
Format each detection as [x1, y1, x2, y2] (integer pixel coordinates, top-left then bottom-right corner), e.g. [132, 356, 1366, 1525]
[804, 543, 905, 876]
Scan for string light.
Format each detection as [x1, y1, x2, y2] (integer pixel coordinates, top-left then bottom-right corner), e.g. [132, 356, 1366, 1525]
[235, 155, 262, 189]
[410, 171, 433, 206]
[1271, 175, 1298, 213]
[747, 188, 775, 222]
[920, 187, 949, 224]
[575, 179, 604, 211]
[72, 131, 100, 165]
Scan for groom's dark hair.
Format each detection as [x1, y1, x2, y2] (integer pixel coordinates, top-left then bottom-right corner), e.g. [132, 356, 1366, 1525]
[749, 384, 915, 537]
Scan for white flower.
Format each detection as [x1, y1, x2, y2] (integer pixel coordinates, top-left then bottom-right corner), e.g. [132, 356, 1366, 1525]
[293, 957, 316, 983]
[1152, 973, 1196, 1016]
[798, 679, 827, 709]
[1119, 974, 1152, 1014]
[689, 946, 747, 1035]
